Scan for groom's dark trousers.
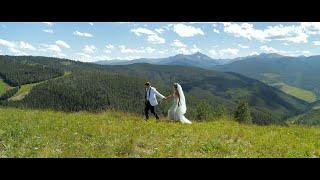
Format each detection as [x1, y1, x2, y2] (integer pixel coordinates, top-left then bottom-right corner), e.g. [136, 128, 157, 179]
[145, 101, 159, 120]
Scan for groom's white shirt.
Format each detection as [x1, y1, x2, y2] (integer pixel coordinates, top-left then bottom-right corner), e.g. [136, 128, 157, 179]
[146, 86, 165, 106]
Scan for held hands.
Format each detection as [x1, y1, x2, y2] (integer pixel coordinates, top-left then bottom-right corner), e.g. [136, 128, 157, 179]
[163, 95, 170, 101]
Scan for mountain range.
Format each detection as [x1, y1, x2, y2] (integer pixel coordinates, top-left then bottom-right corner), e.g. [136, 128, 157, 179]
[94, 52, 286, 67]
[95, 52, 320, 103]
[95, 52, 235, 68]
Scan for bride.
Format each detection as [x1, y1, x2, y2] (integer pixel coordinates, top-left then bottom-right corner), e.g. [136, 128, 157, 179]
[165, 83, 192, 124]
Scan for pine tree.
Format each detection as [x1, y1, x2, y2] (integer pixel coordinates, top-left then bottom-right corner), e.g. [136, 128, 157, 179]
[234, 101, 252, 123]
[195, 101, 212, 121]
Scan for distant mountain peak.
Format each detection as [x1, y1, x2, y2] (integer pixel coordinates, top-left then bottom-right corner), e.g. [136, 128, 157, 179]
[171, 52, 213, 60]
[257, 53, 285, 58]
[191, 52, 212, 58]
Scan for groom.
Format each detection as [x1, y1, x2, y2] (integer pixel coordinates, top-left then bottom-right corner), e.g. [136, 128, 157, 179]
[144, 82, 166, 120]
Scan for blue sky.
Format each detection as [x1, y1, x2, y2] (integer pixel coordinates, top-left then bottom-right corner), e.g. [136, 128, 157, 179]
[1, 22, 320, 62]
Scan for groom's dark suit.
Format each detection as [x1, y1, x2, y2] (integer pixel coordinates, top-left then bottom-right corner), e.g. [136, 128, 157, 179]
[144, 86, 164, 120]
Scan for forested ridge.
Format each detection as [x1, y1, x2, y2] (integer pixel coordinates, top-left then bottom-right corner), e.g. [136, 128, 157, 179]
[0, 55, 310, 125]
[0, 56, 64, 86]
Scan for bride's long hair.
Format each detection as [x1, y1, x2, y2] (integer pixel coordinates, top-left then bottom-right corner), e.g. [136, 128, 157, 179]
[173, 83, 187, 114]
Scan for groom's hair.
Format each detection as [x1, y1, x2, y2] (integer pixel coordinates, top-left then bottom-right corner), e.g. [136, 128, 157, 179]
[145, 82, 150, 86]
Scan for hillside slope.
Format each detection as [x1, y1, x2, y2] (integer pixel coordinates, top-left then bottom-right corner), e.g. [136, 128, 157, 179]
[212, 54, 320, 100]
[0, 108, 319, 158]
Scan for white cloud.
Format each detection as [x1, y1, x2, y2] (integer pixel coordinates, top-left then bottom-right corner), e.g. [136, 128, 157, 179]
[0, 39, 36, 53]
[172, 45, 201, 55]
[164, 24, 174, 31]
[209, 49, 218, 56]
[222, 22, 308, 43]
[155, 28, 164, 34]
[76, 53, 93, 62]
[190, 45, 201, 53]
[56, 53, 67, 58]
[147, 34, 165, 44]
[8, 48, 28, 55]
[89, 22, 94, 26]
[302, 50, 310, 54]
[19, 41, 36, 51]
[94, 55, 112, 61]
[106, 44, 114, 49]
[119, 45, 142, 54]
[119, 45, 155, 54]
[249, 51, 259, 56]
[43, 29, 54, 34]
[0, 38, 16, 48]
[171, 40, 187, 48]
[55, 40, 71, 49]
[260, 45, 279, 53]
[219, 48, 239, 56]
[300, 22, 320, 35]
[131, 28, 165, 44]
[209, 48, 239, 58]
[43, 22, 53, 26]
[313, 41, 320, 46]
[173, 47, 190, 54]
[238, 44, 249, 48]
[189, 22, 218, 25]
[40, 44, 62, 53]
[131, 28, 155, 36]
[73, 31, 93, 38]
[259, 45, 307, 56]
[173, 23, 204, 37]
[213, 28, 220, 34]
[158, 50, 168, 54]
[104, 50, 111, 54]
[144, 47, 155, 54]
[83, 45, 96, 54]
[121, 56, 142, 60]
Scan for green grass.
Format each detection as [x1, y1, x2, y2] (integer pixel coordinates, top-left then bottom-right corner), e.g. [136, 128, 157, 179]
[1, 107, 320, 158]
[0, 78, 12, 96]
[275, 83, 317, 103]
[8, 83, 39, 101]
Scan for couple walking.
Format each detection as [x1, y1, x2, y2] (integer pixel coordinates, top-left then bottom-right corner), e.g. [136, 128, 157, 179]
[144, 82, 192, 124]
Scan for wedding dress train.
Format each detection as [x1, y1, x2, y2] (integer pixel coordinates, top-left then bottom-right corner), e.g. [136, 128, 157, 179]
[167, 83, 192, 124]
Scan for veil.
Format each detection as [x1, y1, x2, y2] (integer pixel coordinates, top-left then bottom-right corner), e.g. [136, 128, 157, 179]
[176, 83, 187, 114]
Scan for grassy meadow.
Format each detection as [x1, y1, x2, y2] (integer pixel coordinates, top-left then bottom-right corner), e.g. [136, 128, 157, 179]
[276, 83, 317, 103]
[1, 107, 320, 158]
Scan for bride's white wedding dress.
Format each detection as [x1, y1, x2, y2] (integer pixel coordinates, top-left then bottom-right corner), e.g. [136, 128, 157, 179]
[167, 83, 192, 124]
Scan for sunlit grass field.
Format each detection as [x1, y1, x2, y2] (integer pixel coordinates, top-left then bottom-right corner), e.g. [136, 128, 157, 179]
[277, 83, 317, 103]
[0, 107, 320, 158]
